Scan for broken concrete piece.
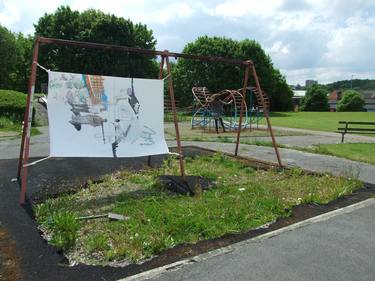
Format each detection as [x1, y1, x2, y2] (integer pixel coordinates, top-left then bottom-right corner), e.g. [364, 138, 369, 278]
[108, 213, 129, 221]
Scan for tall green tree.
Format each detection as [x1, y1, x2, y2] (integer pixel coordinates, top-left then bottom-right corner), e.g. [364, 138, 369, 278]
[0, 25, 18, 89]
[337, 90, 364, 112]
[11, 33, 34, 92]
[301, 84, 329, 111]
[0, 25, 34, 92]
[173, 36, 293, 110]
[34, 6, 158, 80]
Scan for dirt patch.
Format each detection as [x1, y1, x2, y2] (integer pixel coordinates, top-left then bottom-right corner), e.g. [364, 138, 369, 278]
[158, 175, 214, 195]
[0, 228, 23, 281]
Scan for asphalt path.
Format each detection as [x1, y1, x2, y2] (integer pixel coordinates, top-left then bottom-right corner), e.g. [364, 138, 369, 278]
[146, 199, 375, 281]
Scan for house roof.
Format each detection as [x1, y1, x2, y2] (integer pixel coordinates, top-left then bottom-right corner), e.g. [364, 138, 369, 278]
[329, 90, 375, 103]
[328, 90, 341, 101]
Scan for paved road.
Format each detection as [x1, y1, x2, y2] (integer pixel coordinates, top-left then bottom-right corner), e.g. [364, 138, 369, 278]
[0, 127, 49, 159]
[145, 199, 375, 281]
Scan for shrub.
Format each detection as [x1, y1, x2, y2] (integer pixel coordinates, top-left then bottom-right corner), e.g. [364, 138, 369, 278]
[0, 89, 35, 124]
[0, 116, 17, 130]
[337, 90, 364, 112]
[301, 84, 329, 111]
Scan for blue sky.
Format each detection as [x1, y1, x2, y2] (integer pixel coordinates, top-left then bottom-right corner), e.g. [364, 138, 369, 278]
[1, 0, 374, 85]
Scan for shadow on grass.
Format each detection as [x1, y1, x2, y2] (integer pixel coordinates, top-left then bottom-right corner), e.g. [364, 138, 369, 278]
[268, 112, 293, 118]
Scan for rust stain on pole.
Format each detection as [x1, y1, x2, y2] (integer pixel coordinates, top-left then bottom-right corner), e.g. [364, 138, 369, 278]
[165, 54, 186, 180]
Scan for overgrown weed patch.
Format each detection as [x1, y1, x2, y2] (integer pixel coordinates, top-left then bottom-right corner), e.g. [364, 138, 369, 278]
[35, 153, 361, 265]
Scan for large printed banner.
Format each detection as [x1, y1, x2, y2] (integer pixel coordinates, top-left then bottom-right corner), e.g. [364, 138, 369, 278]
[47, 71, 169, 157]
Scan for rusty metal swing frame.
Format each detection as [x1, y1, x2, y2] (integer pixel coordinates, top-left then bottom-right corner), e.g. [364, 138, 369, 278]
[17, 36, 282, 205]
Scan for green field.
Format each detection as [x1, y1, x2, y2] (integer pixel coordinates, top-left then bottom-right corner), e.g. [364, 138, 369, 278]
[307, 143, 375, 166]
[261, 112, 375, 132]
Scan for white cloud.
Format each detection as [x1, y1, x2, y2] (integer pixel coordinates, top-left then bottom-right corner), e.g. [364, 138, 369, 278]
[136, 2, 194, 25]
[324, 15, 375, 70]
[211, 0, 282, 18]
[0, 0, 21, 27]
[0, 0, 66, 32]
[0, 0, 374, 84]
[267, 41, 289, 55]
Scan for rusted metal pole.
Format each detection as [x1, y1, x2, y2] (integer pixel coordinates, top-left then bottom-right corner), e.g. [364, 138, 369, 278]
[234, 63, 250, 156]
[38, 37, 248, 66]
[164, 54, 186, 180]
[250, 63, 283, 167]
[19, 38, 40, 204]
[159, 56, 165, 79]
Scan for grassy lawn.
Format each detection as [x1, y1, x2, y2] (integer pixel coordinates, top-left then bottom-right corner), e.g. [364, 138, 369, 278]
[304, 143, 375, 166]
[260, 112, 375, 132]
[0, 116, 40, 136]
[35, 154, 361, 265]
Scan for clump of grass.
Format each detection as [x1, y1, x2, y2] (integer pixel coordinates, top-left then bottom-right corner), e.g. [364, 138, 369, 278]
[85, 234, 110, 253]
[35, 207, 80, 251]
[34, 153, 362, 264]
[312, 144, 333, 155]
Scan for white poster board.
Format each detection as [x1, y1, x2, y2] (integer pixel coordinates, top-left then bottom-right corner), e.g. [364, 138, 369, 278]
[47, 71, 169, 157]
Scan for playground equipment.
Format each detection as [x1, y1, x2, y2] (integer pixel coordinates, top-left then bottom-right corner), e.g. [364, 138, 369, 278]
[191, 87, 268, 130]
[18, 37, 282, 204]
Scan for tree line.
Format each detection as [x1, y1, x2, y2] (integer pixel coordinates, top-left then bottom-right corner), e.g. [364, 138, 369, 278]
[301, 84, 365, 112]
[326, 79, 375, 92]
[0, 5, 293, 110]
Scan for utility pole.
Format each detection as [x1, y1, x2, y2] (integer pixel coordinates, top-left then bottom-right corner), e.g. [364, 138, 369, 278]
[351, 75, 353, 89]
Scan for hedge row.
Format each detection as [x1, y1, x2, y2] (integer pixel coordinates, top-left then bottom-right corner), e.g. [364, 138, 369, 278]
[0, 89, 34, 123]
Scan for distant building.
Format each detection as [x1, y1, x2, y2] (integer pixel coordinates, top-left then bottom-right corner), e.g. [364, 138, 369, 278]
[363, 91, 375, 112]
[328, 90, 375, 112]
[292, 90, 306, 112]
[328, 90, 342, 111]
[305, 80, 318, 88]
